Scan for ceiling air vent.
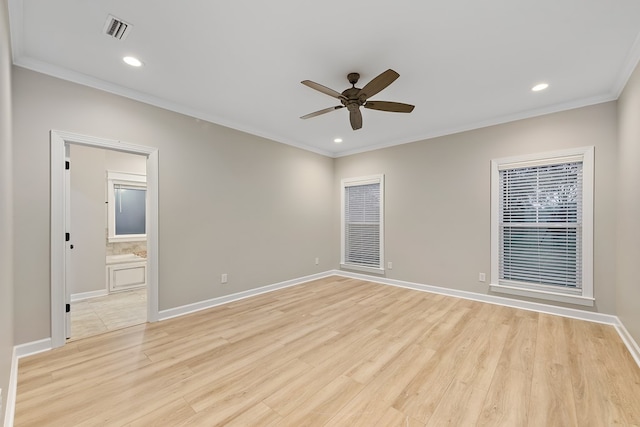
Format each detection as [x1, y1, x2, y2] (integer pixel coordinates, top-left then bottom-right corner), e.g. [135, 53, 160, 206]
[103, 15, 133, 41]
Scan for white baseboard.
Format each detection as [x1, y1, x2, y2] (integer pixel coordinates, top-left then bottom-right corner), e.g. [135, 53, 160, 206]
[158, 271, 335, 320]
[333, 269, 640, 368]
[334, 270, 618, 324]
[3, 349, 17, 427]
[5, 338, 52, 427]
[70, 289, 108, 302]
[13, 338, 52, 360]
[615, 322, 640, 368]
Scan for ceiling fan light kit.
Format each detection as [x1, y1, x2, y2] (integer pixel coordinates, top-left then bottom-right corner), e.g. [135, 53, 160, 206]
[301, 69, 415, 131]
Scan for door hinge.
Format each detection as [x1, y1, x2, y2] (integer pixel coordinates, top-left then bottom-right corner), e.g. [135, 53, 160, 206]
[66, 303, 70, 313]
[65, 161, 70, 170]
[65, 232, 70, 242]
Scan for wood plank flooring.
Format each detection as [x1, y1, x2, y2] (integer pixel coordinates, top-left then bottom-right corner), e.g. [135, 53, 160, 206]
[14, 276, 640, 426]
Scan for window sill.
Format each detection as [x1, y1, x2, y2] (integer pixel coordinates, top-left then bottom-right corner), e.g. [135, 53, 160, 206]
[489, 283, 594, 307]
[340, 263, 385, 275]
[108, 235, 147, 243]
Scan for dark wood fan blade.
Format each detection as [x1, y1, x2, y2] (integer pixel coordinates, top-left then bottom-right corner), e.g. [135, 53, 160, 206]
[359, 69, 400, 100]
[301, 80, 347, 100]
[350, 109, 363, 130]
[300, 105, 344, 119]
[364, 101, 415, 113]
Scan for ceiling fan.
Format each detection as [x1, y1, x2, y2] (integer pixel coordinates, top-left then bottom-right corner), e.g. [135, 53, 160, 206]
[300, 69, 415, 131]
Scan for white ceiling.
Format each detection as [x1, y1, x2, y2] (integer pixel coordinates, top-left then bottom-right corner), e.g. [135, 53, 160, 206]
[8, 0, 640, 157]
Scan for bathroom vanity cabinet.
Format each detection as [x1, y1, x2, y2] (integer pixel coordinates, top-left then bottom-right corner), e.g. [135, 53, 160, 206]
[106, 254, 147, 292]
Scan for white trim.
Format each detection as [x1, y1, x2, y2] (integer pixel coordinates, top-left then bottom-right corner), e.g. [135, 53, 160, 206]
[158, 271, 334, 320]
[70, 289, 108, 302]
[339, 263, 385, 275]
[7, 0, 24, 62]
[107, 171, 146, 182]
[13, 338, 52, 359]
[491, 146, 595, 170]
[497, 153, 585, 170]
[52, 130, 155, 155]
[581, 146, 595, 298]
[615, 323, 640, 368]
[4, 339, 52, 427]
[334, 270, 616, 324]
[490, 146, 595, 303]
[50, 130, 160, 348]
[340, 174, 385, 271]
[489, 283, 594, 307]
[50, 131, 66, 348]
[342, 175, 383, 187]
[107, 235, 146, 243]
[3, 349, 17, 427]
[613, 29, 640, 98]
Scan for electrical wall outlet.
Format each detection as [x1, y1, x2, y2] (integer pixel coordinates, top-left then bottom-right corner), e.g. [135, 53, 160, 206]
[315, 257, 319, 265]
[478, 272, 486, 282]
[387, 261, 393, 270]
[221, 273, 228, 284]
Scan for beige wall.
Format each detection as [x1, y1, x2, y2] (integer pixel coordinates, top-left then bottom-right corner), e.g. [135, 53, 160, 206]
[617, 61, 640, 344]
[12, 67, 336, 344]
[335, 102, 619, 315]
[0, 0, 13, 418]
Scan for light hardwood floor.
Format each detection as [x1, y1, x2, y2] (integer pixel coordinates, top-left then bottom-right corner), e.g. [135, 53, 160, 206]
[14, 276, 640, 426]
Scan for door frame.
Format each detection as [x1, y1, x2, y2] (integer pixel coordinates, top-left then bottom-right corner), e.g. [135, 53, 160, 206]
[50, 130, 159, 348]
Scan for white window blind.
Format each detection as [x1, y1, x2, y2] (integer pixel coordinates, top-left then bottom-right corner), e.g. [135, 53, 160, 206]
[341, 175, 384, 271]
[498, 161, 582, 290]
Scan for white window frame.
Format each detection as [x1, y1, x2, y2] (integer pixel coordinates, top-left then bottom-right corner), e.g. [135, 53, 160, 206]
[107, 171, 147, 243]
[490, 146, 594, 306]
[340, 174, 385, 274]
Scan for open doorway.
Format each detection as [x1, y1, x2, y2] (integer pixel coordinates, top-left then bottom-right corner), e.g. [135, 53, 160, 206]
[67, 144, 148, 341]
[50, 130, 159, 348]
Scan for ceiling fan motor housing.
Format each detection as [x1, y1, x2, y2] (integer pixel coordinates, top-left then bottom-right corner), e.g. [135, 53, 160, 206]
[341, 87, 365, 108]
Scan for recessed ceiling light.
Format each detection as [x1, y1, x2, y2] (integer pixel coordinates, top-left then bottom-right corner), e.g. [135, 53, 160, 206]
[531, 83, 549, 92]
[123, 56, 143, 67]
[334, 138, 343, 143]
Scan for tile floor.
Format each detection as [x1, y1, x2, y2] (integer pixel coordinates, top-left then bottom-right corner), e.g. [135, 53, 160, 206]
[69, 288, 147, 341]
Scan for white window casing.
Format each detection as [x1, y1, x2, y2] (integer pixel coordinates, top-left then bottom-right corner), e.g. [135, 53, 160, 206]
[490, 147, 594, 306]
[107, 171, 147, 243]
[341, 174, 384, 274]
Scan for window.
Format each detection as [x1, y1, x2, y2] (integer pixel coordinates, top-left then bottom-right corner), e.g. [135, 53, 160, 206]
[107, 171, 147, 243]
[341, 175, 384, 273]
[490, 147, 594, 306]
